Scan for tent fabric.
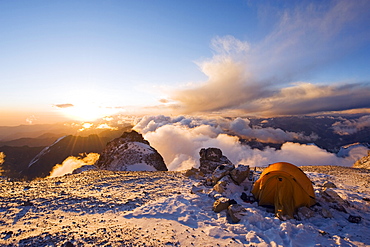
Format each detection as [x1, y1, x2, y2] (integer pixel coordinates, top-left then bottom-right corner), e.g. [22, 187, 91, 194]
[251, 162, 316, 219]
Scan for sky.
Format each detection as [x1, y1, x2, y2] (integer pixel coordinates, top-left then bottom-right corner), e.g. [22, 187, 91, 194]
[1, 0, 370, 126]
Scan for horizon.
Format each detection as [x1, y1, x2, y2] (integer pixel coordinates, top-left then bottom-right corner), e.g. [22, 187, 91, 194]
[1, 0, 370, 126]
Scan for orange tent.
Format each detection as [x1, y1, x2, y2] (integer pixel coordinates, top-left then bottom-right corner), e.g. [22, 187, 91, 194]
[251, 162, 316, 219]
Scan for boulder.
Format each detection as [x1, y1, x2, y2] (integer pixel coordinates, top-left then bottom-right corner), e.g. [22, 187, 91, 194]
[199, 148, 233, 174]
[230, 165, 250, 185]
[213, 175, 233, 194]
[319, 188, 349, 213]
[228, 204, 246, 223]
[212, 164, 235, 184]
[297, 206, 315, 219]
[321, 188, 346, 204]
[213, 175, 241, 197]
[323, 181, 336, 188]
[348, 215, 362, 223]
[213, 197, 231, 213]
[320, 207, 333, 218]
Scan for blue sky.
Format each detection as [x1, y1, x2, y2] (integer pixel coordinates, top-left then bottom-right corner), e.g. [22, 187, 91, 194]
[1, 0, 370, 125]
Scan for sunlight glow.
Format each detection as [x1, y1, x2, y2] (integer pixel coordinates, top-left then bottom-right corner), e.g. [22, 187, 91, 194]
[61, 103, 118, 122]
[58, 89, 121, 122]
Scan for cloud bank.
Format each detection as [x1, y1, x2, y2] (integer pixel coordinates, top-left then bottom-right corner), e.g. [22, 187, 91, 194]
[332, 115, 370, 135]
[49, 153, 99, 178]
[166, 0, 370, 116]
[134, 115, 367, 171]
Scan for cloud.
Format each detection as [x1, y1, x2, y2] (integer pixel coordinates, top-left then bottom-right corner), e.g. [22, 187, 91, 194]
[166, 0, 370, 116]
[332, 115, 370, 135]
[228, 117, 318, 143]
[54, 103, 74, 108]
[133, 115, 365, 171]
[134, 115, 316, 144]
[0, 152, 5, 165]
[48, 153, 99, 178]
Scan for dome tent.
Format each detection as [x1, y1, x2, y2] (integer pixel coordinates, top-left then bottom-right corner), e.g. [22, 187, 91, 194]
[251, 162, 316, 219]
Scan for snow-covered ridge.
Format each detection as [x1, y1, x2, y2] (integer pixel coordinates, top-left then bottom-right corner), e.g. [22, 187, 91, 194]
[28, 136, 67, 168]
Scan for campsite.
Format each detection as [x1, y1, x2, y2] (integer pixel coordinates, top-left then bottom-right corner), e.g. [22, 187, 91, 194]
[0, 164, 369, 246]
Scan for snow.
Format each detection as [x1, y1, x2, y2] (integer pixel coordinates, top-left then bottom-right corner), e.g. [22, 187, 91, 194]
[0, 167, 369, 246]
[119, 142, 154, 155]
[126, 163, 156, 172]
[27, 136, 67, 168]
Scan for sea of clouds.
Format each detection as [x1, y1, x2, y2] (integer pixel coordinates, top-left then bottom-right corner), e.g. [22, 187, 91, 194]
[133, 115, 368, 171]
[47, 114, 370, 176]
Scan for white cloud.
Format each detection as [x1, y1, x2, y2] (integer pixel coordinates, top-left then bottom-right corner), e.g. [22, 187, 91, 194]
[133, 115, 366, 171]
[332, 115, 370, 135]
[48, 153, 99, 178]
[166, 0, 370, 116]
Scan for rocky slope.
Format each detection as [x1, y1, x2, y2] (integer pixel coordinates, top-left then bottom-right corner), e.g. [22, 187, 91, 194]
[354, 151, 370, 169]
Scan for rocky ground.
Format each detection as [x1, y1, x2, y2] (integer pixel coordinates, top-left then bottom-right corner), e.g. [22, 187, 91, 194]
[300, 166, 370, 194]
[0, 166, 369, 246]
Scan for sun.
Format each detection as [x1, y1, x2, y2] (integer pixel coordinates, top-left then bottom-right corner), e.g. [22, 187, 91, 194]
[61, 102, 118, 122]
[57, 89, 120, 122]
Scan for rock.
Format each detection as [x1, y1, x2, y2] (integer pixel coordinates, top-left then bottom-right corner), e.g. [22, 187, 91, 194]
[95, 130, 168, 171]
[297, 206, 315, 219]
[200, 147, 222, 161]
[191, 183, 204, 194]
[319, 188, 349, 213]
[208, 190, 223, 200]
[205, 177, 213, 186]
[22, 199, 33, 206]
[228, 204, 246, 223]
[240, 192, 254, 203]
[213, 197, 231, 213]
[199, 148, 233, 174]
[321, 188, 345, 204]
[320, 207, 333, 218]
[354, 150, 370, 169]
[213, 175, 232, 194]
[213, 198, 238, 213]
[184, 168, 204, 179]
[348, 215, 362, 223]
[61, 241, 75, 247]
[213, 175, 242, 197]
[212, 164, 235, 184]
[323, 181, 337, 188]
[230, 165, 250, 185]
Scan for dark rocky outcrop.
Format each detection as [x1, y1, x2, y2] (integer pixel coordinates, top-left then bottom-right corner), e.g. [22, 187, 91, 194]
[199, 148, 232, 174]
[95, 131, 167, 171]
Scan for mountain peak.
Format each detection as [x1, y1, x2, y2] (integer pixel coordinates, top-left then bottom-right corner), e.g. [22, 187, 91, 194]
[120, 130, 149, 144]
[95, 131, 167, 171]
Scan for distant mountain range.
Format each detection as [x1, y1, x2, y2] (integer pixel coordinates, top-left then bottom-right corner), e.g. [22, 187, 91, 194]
[246, 115, 370, 152]
[0, 126, 131, 179]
